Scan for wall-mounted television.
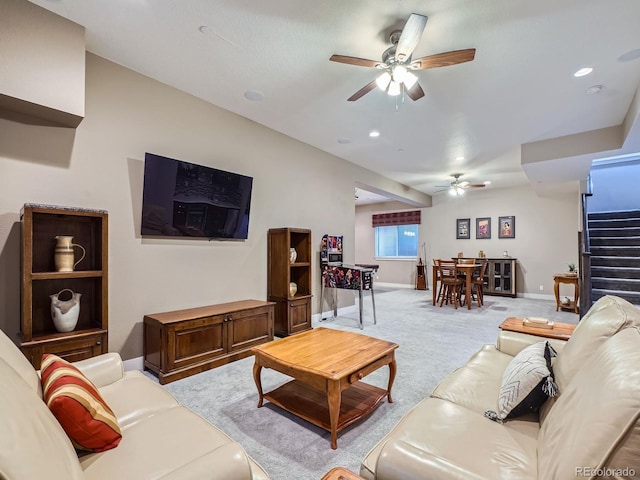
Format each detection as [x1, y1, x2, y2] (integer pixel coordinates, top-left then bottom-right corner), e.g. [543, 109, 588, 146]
[141, 153, 253, 239]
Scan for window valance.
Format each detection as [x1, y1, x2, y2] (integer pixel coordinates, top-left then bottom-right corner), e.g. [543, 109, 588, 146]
[372, 210, 421, 227]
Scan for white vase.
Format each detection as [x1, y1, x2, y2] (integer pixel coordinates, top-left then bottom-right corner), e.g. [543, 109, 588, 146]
[289, 282, 297, 297]
[289, 248, 297, 264]
[50, 289, 81, 332]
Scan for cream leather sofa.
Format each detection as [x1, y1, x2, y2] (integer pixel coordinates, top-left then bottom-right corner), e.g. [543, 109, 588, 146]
[0, 330, 269, 480]
[360, 295, 640, 480]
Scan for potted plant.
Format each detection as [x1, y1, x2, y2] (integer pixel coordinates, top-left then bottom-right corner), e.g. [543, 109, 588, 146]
[568, 263, 577, 275]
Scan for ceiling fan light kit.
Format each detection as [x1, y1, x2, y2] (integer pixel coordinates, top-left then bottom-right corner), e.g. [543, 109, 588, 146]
[330, 13, 476, 103]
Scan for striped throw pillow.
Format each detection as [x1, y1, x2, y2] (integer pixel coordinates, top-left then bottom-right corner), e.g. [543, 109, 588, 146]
[41, 354, 122, 452]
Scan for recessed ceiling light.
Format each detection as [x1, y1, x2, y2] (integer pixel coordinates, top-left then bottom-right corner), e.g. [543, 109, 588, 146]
[574, 67, 593, 77]
[244, 90, 264, 102]
[337, 138, 351, 144]
[455, 156, 465, 161]
[586, 85, 603, 95]
[369, 130, 380, 138]
[618, 49, 640, 62]
[483, 180, 491, 185]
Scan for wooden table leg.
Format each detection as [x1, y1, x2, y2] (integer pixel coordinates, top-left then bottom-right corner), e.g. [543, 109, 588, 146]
[465, 272, 472, 310]
[574, 281, 579, 314]
[387, 357, 396, 403]
[327, 379, 341, 449]
[253, 361, 264, 408]
[432, 265, 437, 306]
[554, 279, 560, 311]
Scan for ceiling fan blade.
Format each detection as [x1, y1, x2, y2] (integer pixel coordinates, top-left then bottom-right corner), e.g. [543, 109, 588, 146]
[461, 183, 486, 189]
[347, 79, 378, 101]
[395, 13, 428, 62]
[409, 48, 476, 70]
[330, 55, 381, 69]
[405, 82, 425, 101]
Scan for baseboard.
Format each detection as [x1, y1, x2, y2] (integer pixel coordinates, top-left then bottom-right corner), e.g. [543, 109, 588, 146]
[520, 292, 555, 301]
[375, 282, 413, 289]
[123, 356, 144, 372]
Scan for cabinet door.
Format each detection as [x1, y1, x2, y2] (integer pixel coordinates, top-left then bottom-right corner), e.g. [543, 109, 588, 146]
[289, 297, 311, 334]
[227, 306, 274, 354]
[168, 316, 226, 371]
[22, 333, 106, 369]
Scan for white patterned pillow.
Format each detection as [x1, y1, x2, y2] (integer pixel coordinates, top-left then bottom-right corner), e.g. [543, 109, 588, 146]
[485, 341, 557, 422]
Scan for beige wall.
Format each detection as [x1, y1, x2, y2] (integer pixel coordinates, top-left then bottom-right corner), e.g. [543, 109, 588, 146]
[0, 53, 428, 360]
[355, 187, 580, 296]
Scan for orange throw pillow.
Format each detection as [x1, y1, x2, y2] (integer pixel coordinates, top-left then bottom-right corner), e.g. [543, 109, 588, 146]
[41, 354, 122, 452]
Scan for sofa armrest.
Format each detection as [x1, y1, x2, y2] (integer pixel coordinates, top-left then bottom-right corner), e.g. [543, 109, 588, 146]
[496, 331, 566, 357]
[72, 353, 125, 388]
[157, 442, 254, 480]
[375, 439, 485, 480]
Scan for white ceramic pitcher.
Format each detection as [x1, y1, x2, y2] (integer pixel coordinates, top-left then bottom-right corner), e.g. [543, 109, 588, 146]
[50, 288, 81, 332]
[54, 235, 86, 272]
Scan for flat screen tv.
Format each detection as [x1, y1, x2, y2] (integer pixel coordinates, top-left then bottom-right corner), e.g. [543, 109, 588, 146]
[141, 153, 253, 239]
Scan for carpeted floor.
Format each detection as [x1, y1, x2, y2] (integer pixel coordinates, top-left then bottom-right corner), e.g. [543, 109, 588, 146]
[147, 289, 577, 480]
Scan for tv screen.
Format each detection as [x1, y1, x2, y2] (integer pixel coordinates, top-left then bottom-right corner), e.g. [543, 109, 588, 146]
[141, 153, 253, 239]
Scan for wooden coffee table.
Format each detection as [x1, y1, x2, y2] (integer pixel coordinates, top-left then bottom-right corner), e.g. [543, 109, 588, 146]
[499, 317, 576, 341]
[252, 327, 398, 449]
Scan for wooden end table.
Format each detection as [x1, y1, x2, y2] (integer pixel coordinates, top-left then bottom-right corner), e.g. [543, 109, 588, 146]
[499, 317, 576, 341]
[553, 273, 579, 314]
[252, 327, 398, 449]
[321, 467, 365, 480]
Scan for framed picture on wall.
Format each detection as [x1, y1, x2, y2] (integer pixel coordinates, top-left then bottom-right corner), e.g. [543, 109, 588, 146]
[456, 218, 470, 239]
[476, 217, 491, 239]
[499, 216, 516, 238]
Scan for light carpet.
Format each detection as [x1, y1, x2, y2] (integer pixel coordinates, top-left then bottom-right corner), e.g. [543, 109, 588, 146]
[148, 289, 577, 479]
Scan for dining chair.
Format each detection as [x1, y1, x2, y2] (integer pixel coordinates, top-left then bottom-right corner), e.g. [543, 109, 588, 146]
[463, 258, 489, 307]
[438, 259, 464, 308]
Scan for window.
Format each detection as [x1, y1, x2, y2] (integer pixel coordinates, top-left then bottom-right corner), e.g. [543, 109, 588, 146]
[375, 224, 419, 259]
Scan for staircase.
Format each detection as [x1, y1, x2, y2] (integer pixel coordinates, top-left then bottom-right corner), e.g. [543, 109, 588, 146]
[589, 210, 640, 305]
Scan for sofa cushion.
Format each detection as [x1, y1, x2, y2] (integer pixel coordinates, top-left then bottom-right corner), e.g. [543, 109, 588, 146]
[79, 406, 252, 480]
[538, 327, 640, 479]
[431, 344, 512, 414]
[98, 370, 180, 428]
[363, 397, 538, 480]
[486, 341, 556, 422]
[41, 353, 122, 452]
[0, 327, 42, 396]
[0, 357, 84, 480]
[552, 295, 640, 392]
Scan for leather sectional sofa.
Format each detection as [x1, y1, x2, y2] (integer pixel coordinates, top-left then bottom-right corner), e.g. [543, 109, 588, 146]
[359, 295, 640, 479]
[0, 329, 269, 480]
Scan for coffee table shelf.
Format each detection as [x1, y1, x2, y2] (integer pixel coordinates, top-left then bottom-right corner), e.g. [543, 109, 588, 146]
[265, 379, 388, 433]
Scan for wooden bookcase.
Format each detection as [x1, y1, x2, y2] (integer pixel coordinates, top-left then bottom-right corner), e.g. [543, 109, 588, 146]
[20, 204, 108, 369]
[267, 228, 312, 337]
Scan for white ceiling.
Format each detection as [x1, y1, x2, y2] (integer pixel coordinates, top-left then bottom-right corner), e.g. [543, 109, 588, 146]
[31, 0, 640, 203]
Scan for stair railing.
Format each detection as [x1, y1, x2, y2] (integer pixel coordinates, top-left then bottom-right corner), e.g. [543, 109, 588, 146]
[579, 178, 593, 318]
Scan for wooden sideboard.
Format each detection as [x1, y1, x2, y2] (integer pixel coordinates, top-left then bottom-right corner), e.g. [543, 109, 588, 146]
[144, 299, 275, 384]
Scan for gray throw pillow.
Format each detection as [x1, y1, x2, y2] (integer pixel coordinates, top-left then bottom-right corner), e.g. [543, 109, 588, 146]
[485, 341, 557, 422]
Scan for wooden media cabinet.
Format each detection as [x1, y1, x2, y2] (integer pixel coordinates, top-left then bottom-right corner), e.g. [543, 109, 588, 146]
[144, 299, 275, 384]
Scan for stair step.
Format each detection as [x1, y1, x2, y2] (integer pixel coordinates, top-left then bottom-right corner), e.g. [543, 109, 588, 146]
[590, 236, 640, 246]
[591, 256, 640, 267]
[588, 218, 640, 229]
[590, 246, 640, 256]
[591, 277, 640, 291]
[591, 266, 640, 279]
[588, 210, 640, 221]
[592, 289, 640, 306]
[589, 227, 640, 238]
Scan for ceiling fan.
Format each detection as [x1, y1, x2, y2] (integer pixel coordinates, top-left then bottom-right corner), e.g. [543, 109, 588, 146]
[330, 13, 476, 102]
[435, 173, 486, 196]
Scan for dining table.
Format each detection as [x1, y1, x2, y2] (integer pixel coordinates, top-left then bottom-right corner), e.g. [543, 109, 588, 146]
[432, 262, 479, 310]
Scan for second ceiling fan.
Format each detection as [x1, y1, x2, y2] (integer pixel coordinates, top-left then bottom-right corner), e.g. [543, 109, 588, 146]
[330, 13, 476, 101]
